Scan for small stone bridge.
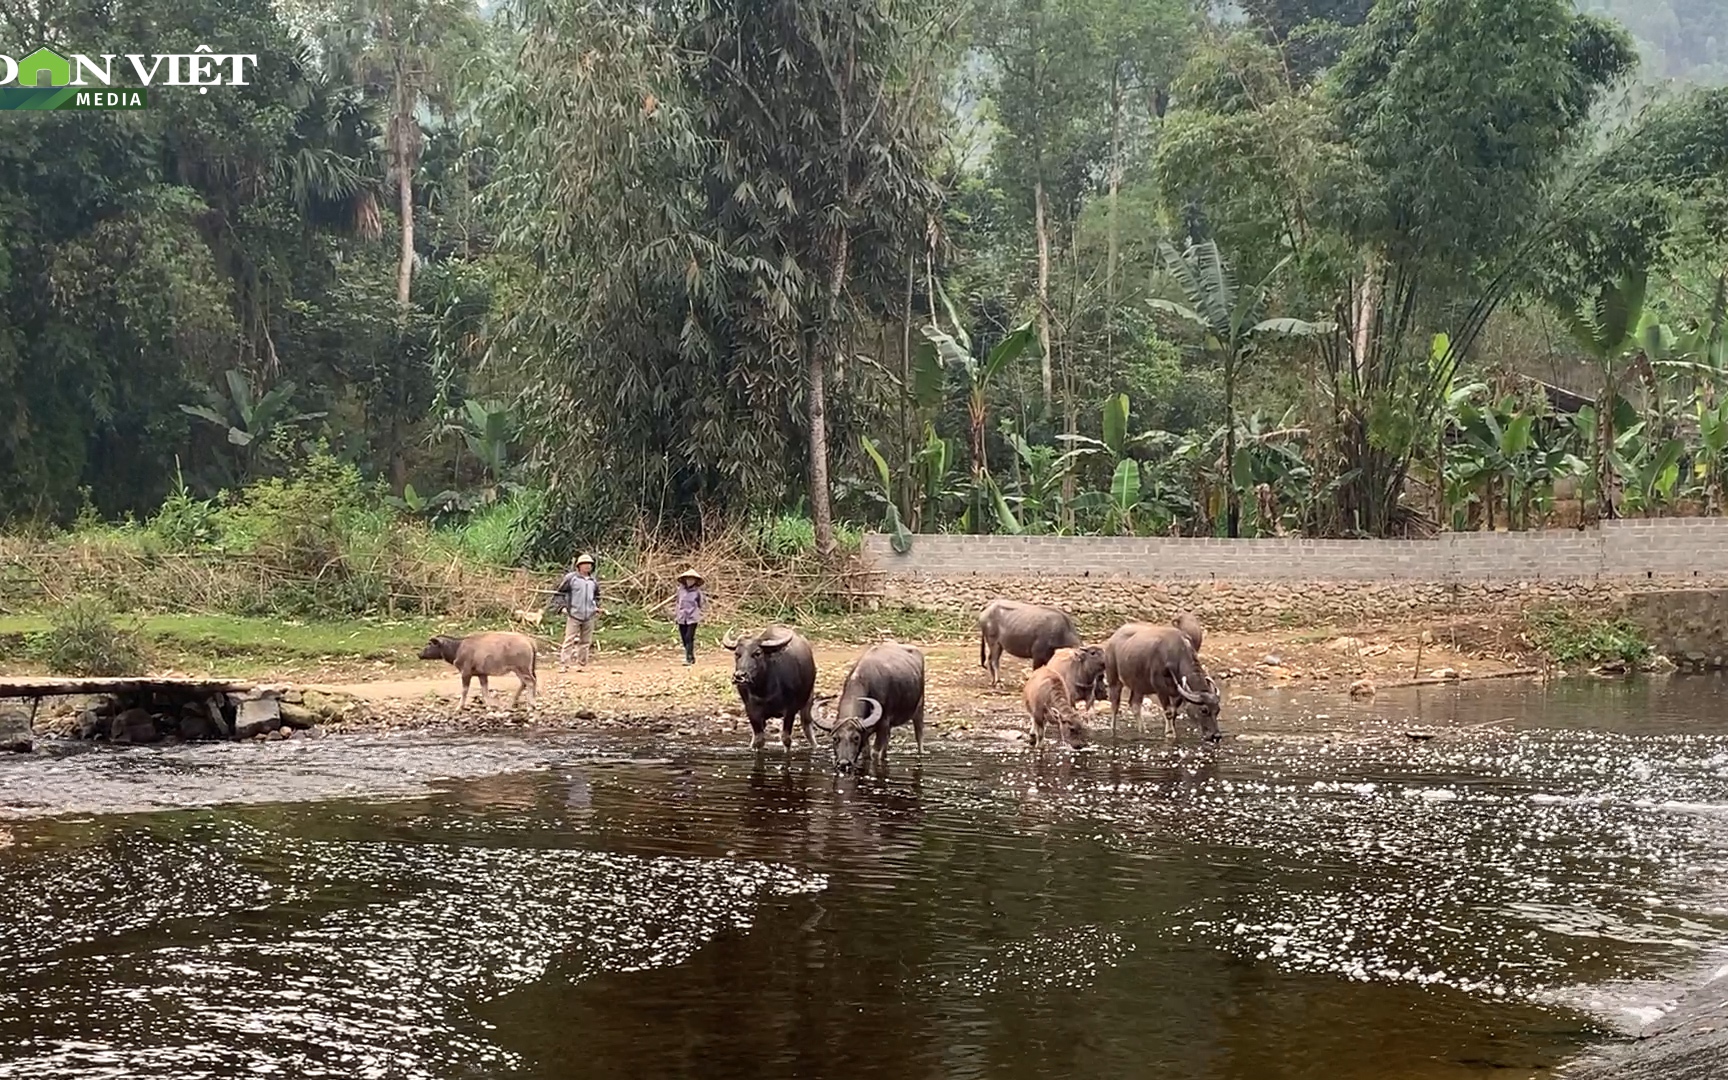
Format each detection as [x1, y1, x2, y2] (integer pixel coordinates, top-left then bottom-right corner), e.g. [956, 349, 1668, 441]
[0, 677, 324, 754]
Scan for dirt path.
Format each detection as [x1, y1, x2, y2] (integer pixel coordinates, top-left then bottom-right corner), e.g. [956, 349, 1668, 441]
[307, 621, 1534, 734]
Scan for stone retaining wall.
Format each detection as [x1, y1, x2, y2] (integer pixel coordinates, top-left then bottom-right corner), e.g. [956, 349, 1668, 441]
[854, 524, 1728, 655]
[861, 518, 1728, 583]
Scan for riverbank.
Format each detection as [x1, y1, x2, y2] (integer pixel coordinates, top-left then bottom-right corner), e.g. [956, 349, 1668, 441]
[1560, 964, 1728, 1080]
[67, 616, 1549, 738]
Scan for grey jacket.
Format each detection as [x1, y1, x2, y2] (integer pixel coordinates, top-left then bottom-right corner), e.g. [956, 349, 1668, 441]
[553, 571, 601, 620]
[672, 583, 705, 625]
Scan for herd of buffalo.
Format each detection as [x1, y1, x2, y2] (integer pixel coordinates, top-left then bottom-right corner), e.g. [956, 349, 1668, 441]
[419, 598, 1223, 774]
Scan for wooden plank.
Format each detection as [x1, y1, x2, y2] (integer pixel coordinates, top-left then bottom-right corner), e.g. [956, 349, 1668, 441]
[0, 677, 251, 699]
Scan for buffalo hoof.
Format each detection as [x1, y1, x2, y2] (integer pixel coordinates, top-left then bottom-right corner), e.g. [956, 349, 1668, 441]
[750, 734, 766, 751]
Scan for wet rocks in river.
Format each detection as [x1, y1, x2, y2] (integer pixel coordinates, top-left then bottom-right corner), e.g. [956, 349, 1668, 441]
[278, 702, 319, 730]
[109, 707, 160, 744]
[0, 708, 33, 753]
[38, 683, 351, 747]
[233, 698, 282, 740]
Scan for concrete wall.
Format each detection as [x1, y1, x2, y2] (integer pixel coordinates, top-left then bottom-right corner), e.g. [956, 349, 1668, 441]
[1619, 589, 1728, 670]
[860, 519, 1728, 583]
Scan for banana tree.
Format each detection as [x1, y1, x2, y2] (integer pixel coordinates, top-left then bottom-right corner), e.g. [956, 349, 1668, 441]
[1611, 421, 1687, 516]
[1558, 270, 1647, 519]
[860, 436, 915, 552]
[385, 481, 460, 521]
[179, 369, 328, 485]
[1228, 409, 1315, 536]
[1697, 401, 1728, 513]
[1002, 424, 1068, 534]
[915, 294, 1041, 533]
[1150, 240, 1335, 537]
[1449, 389, 1584, 529]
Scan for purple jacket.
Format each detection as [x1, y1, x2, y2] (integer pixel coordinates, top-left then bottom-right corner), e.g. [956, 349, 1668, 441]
[672, 583, 705, 625]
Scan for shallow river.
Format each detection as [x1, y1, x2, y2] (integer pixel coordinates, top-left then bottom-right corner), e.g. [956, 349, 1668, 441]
[5, 677, 1728, 1079]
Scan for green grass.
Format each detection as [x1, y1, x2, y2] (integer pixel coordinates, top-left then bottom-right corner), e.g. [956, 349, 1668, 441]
[1522, 606, 1652, 669]
[0, 604, 978, 677]
[0, 612, 450, 673]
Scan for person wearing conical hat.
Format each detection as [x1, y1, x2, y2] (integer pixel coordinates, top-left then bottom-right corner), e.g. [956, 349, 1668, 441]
[550, 553, 603, 671]
[664, 567, 707, 666]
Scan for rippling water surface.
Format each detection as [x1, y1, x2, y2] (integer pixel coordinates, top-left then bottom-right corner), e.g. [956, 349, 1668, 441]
[5, 677, 1728, 1079]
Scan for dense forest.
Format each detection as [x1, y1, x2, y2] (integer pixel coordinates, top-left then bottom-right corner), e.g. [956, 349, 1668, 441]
[5, 0, 1728, 564]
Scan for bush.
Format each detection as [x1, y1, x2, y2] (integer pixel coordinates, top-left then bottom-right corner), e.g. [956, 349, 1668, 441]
[442, 490, 545, 566]
[30, 596, 151, 676]
[1524, 607, 1652, 669]
[745, 512, 818, 559]
[150, 460, 220, 552]
[214, 448, 382, 569]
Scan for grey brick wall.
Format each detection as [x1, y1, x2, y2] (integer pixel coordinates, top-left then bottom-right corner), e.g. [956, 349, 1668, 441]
[860, 519, 1728, 583]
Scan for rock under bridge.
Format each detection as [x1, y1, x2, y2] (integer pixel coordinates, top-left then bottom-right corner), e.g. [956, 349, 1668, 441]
[0, 677, 339, 754]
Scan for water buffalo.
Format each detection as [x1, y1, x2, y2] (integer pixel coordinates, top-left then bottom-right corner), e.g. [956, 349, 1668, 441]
[723, 626, 817, 751]
[1174, 611, 1204, 653]
[1023, 666, 1089, 750]
[977, 599, 1084, 688]
[1103, 623, 1222, 739]
[419, 632, 538, 711]
[1045, 645, 1107, 711]
[815, 642, 926, 773]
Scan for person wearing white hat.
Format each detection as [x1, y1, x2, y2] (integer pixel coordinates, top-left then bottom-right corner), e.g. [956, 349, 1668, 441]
[664, 568, 706, 666]
[550, 553, 603, 671]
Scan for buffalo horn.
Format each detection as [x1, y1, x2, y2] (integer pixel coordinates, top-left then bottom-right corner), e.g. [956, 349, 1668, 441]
[855, 697, 885, 730]
[1177, 676, 1205, 704]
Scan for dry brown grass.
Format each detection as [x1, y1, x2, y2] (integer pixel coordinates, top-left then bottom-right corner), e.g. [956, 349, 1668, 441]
[0, 525, 885, 624]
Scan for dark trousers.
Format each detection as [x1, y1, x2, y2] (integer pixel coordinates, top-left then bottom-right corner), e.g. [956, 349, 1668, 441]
[677, 622, 697, 662]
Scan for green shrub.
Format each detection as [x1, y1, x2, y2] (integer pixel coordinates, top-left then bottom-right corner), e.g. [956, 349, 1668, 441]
[213, 448, 379, 561]
[443, 490, 544, 566]
[1524, 607, 1652, 669]
[745, 512, 818, 559]
[149, 460, 220, 552]
[29, 596, 151, 676]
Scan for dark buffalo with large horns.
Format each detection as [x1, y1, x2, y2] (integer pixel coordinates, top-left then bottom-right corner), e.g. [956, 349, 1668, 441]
[977, 599, 1084, 689]
[723, 625, 818, 751]
[1103, 622, 1222, 740]
[814, 642, 926, 773]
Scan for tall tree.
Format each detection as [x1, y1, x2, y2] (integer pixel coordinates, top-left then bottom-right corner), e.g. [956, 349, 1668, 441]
[485, 0, 946, 553]
[1151, 240, 1331, 537]
[679, 0, 949, 557]
[314, 0, 483, 313]
[1318, 0, 1637, 535]
[974, 0, 1104, 413]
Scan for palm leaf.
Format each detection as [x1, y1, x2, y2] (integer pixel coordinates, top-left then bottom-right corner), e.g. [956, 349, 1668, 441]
[178, 404, 229, 426]
[1102, 393, 1130, 458]
[1109, 458, 1141, 511]
[1251, 317, 1337, 336]
[1147, 298, 1206, 328]
[983, 322, 1039, 386]
[861, 436, 893, 495]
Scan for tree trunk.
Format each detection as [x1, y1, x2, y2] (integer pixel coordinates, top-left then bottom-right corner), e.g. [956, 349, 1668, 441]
[1225, 350, 1239, 538]
[395, 115, 415, 312]
[1034, 178, 1053, 411]
[1106, 64, 1122, 367]
[1599, 376, 1616, 521]
[901, 250, 915, 525]
[386, 101, 417, 496]
[808, 220, 848, 559]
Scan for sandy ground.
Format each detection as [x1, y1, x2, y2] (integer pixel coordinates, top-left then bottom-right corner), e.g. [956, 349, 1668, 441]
[300, 618, 1538, 735]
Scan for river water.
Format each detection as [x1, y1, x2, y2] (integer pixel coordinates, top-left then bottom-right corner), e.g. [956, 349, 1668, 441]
[4, 677, 1728, 1079]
